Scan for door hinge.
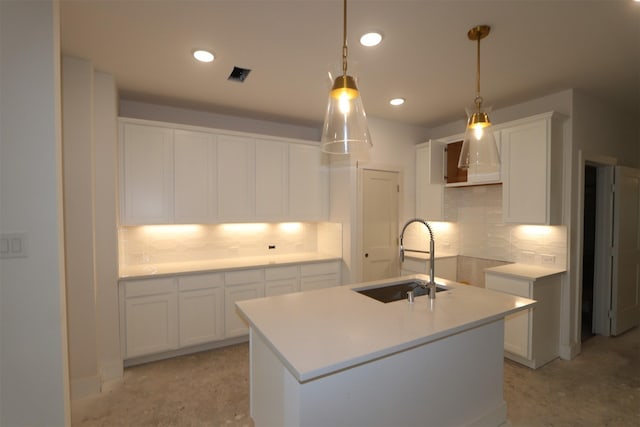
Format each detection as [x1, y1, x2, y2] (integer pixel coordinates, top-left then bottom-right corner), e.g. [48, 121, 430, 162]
[607, 309, 613, 319]
[611, 183, 615, 193]
[397, 184, 400, 193]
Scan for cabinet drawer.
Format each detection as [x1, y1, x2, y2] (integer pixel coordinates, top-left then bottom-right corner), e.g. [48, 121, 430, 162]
[486, 274, 530, 297]
[225, 269, 264, 286]
[265, 265, 298, 280]
[301, 261, 339, 277]
[124, 277, 176, 298]
[178, 273, 224, 291]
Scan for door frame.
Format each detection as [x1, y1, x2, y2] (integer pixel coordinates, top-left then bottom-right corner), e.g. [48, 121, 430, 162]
[355, 162, 404, 283]
[576, 151, 617, 339]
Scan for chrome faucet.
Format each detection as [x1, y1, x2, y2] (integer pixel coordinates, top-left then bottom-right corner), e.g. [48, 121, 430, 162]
[399, 218, 436, 299]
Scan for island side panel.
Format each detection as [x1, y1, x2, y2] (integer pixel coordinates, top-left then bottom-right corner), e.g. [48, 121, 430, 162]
[251, 320, 507, 427]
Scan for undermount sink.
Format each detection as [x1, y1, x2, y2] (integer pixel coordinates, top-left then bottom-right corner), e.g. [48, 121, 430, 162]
[354, 280, 448, 303]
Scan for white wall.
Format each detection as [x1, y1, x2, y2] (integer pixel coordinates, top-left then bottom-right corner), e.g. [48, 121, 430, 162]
[562, 90, 639, 358]
[93, 71, 122, 385]
[62, 56, 122, 398]
[62, 56, 100, 399]
[120, 99, 321, 142]
[0, 1, 70, 425]
[329, 116, 428, 283]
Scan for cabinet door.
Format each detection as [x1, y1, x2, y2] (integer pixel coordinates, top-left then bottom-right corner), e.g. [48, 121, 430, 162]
[485, 274, 532, 359]
[289, 144, 328, 221]
[124, 292, 178, 358]
[265, 278, 299, 296]
[504, 310, 531, 358]
[120, 123, 173, 224]
[225, 282, 264, 337]
[501, 113, 563, 225]
[217, 135, 255, 221]
[179, 287, 224, 347]
[174, 130, 216, 223]
[255, 139, 288, 219]
[415, 142, 445, 221]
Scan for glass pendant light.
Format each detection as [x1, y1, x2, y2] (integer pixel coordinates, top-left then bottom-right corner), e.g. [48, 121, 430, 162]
[458, 25, 500, 172]
[321, 0, 372, 155]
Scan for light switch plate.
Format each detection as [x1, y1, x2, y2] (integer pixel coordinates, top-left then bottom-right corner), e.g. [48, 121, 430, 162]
[0, 232, 28, 259]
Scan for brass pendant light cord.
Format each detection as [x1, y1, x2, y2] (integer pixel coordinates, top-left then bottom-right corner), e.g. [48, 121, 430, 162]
[475, 35, 482, 107]
[342, 0, 348, 77]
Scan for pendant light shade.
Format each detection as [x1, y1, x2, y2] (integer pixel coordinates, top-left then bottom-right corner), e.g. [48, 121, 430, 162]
[458, 25, 499, 171]
[321, 0, 372, 155]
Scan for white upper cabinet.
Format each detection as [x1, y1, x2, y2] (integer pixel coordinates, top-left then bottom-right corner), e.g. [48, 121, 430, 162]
[255, 138, 288, 220]
[501, 112, 564, 225]
[174, 130, 217, 223]
[289, 143, 328, 221]
[119, 118, 328, 224]
[216, 134, 255, 221]
[415, 141, 445, 221]
[120, 122, 174, 225]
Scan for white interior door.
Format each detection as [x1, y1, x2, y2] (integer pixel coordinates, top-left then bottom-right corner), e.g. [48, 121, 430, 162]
[611, 166, 640, 335]
[362, 169, 400, 282]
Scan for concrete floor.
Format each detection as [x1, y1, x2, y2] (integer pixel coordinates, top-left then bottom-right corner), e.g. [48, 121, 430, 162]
[73, 326, 639, 426]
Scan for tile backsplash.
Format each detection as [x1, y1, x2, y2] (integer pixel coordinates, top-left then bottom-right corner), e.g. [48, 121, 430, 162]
[409, 184, 567, 273]
[119, 222, 342, 268]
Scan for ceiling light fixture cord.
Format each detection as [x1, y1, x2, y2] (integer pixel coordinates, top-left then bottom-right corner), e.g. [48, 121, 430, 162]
[475, 31, 482, 109]
[342, 0, 348, 77]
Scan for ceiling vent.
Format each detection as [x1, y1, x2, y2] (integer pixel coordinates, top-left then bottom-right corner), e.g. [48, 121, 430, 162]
[228, 66, 251, 82]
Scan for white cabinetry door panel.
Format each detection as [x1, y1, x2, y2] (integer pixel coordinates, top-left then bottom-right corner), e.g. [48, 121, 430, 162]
[289, 144, 328, 221]
[255, 139, 288, 219]
[300, 261, 341, 291]
[501, 112, 564, 225]
[225, 283, 264, 338]
[265, 266, 299, 296]
[179, 287, 224, 347]
[174, 130, 216, 223]
[415, 142, 445, 221]
[120, 123, 174, 224]
[178, 273, 224, 347]
[124, 291, 178, 358]
[265, 278, 299, 296]
[217, 135, 255, 221]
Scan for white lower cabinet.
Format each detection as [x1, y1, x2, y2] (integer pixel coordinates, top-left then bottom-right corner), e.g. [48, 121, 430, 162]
[485, 271, 561, 369]
[224, 269, 265, 338]
[120, 260, 341, 361]
[121, 277, 178, 359]
[300, 261, 341, 291]
[265, 266, 299, 296]
[178, 273, 224, 347]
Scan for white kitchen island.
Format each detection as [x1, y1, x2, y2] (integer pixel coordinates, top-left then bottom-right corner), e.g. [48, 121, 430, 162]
[236, 274, 535, 427]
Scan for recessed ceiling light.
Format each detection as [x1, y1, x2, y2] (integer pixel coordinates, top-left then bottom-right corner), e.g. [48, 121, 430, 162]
[360, 32, 383, 47]
[193, 49, 214, 63]
[389, 98, 405, 106]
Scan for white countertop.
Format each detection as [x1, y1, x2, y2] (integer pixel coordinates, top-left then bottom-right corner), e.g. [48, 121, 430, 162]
[119, 252, 340, 279]
[236, 274, 535, 383]
[484, 263, 566, 280]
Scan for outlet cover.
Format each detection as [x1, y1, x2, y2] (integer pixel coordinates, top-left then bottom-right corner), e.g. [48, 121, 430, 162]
[541, 254, 556, 264]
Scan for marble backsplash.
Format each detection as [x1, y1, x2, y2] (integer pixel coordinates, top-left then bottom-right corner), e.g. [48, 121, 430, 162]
[119, 222, 342, 269]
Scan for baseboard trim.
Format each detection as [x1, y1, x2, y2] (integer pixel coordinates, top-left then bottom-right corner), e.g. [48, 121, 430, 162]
[559, 342, 580, 360]
[71, 375, 101, 400]
[124, 335, 249, 367]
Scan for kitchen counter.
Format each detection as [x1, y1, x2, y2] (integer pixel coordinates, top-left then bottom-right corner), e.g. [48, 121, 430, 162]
[237, 274, 535, 426]
[119, 252, 340, 279]
[484, 263, 565, 280]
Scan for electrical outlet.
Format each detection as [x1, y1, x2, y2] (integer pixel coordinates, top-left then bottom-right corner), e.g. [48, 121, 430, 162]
[521, 251, 535, 263]
[541, 254, 556, 265]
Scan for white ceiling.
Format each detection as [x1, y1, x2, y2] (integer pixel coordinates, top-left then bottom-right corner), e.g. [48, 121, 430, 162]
[60, 0, 640, 129]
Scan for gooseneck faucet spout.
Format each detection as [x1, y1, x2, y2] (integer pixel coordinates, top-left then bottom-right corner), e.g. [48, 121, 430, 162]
[399, 219, 436, 299]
